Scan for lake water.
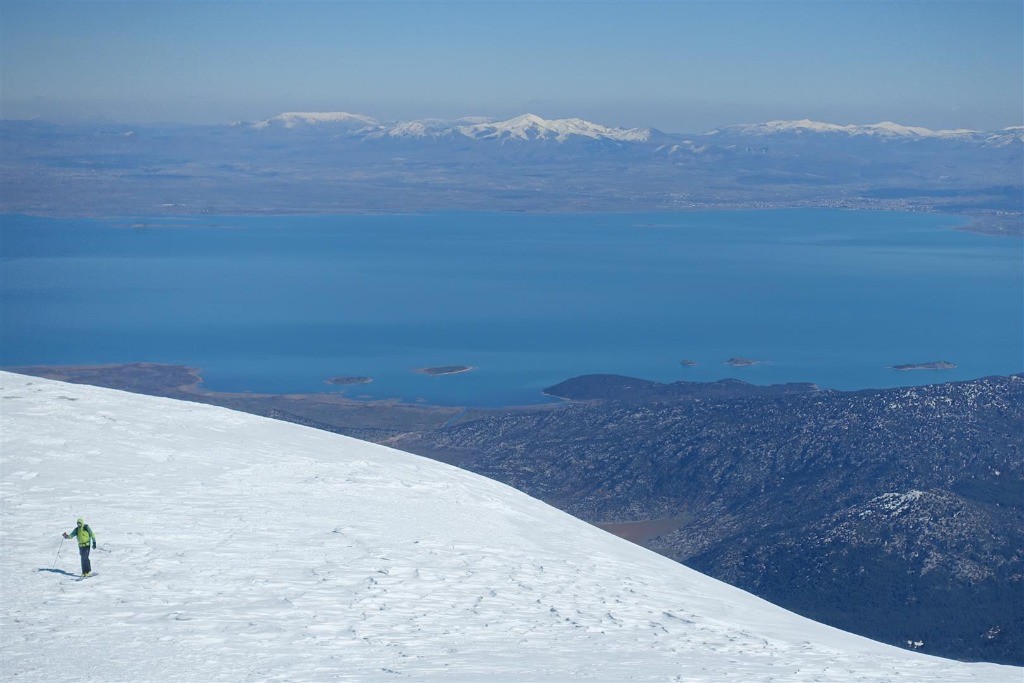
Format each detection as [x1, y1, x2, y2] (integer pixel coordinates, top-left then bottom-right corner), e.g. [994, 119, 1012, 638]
[2, 210, 1021, 406]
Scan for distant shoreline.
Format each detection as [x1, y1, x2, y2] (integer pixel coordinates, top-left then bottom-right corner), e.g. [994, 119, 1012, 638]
[6, 362, 1020, 416]
[3, 208, 1016, 239]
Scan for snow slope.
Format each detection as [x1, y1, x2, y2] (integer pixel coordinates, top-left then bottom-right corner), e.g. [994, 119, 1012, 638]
[1, 372, 1018, 682]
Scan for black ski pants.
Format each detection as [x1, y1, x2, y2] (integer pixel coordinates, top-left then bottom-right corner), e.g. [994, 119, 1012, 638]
[78, 545, 91, 575]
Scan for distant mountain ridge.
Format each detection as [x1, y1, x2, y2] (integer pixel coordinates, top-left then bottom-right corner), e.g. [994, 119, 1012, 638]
[243, 110, 1019, 145]
[2, 111, 1020, 230]
[247, 111, 656, 143]
[249, 111, 381, 130]
[711, 119, 979, 139]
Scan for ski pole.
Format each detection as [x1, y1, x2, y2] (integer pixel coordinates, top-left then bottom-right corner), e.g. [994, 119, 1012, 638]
[51, 536, 65, 570]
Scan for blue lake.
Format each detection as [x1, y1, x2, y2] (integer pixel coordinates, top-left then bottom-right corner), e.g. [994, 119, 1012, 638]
[2, 210, 1021, 406]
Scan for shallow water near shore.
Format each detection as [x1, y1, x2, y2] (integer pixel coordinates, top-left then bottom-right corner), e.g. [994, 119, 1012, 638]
[2, 210, 1021, 406]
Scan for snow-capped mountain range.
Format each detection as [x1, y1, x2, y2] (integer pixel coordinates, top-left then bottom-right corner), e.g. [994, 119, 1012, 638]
[3, 371, 1020, 681]
[251, 111, 382, 130]
[246, 111, 1021, 145]
[709, 119, 980, 139]
[249, 111, 655, 143]
[459, 113, 652, 142]
[2, 112, 1019, 221]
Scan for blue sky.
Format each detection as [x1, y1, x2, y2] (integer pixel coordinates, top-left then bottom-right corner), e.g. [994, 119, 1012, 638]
[1, 1, 1021, 132]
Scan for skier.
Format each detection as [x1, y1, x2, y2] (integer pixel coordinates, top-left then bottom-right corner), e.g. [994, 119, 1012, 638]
[62, 518, 97, 576]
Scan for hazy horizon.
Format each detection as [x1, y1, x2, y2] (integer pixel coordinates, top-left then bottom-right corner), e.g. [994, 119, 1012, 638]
[3, 107, 1023, 134]
[2, 1, 1021, 132]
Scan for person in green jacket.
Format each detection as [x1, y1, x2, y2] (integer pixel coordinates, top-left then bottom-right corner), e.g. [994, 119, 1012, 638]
[63, 518, 97, 576]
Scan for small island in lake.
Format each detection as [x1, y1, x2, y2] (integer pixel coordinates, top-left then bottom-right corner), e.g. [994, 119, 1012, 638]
[724, 357, 766, 367]
[325, 376, 373, 386]
[415, 365, 474, 377]
[891, 361, 957, 371]
[679, 359, 698, 367]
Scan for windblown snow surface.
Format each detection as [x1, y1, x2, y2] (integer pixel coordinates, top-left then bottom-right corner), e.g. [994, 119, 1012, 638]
[1, 372, 1018, 682]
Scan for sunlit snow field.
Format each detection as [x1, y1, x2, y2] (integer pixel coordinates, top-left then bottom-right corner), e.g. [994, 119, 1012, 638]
[1, 372, 1020, 681]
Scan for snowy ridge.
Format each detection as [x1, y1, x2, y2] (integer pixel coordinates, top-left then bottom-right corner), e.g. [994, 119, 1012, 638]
[458, 113, 652, 143]
[244, 111, 1019, 145]
[656, 140, 711, 155]
[250, 111, 652, 143]
[370, 119, 457, 139]
[252, 111, 382, 130]
[985, 126, 1024, 146]
[365, 117, 495, 140]
[711, 119, 981, 139]
[1, 372, 1018, 682]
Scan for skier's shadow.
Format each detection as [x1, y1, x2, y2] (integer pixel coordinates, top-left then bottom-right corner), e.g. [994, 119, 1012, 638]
[36, 568, 79, 577]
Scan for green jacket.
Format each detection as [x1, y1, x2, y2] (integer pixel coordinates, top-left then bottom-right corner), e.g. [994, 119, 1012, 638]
[67, 522, 96, 548]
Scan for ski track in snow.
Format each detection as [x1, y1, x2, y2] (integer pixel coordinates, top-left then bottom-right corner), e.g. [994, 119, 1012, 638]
[1, 372, 1018, 682]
